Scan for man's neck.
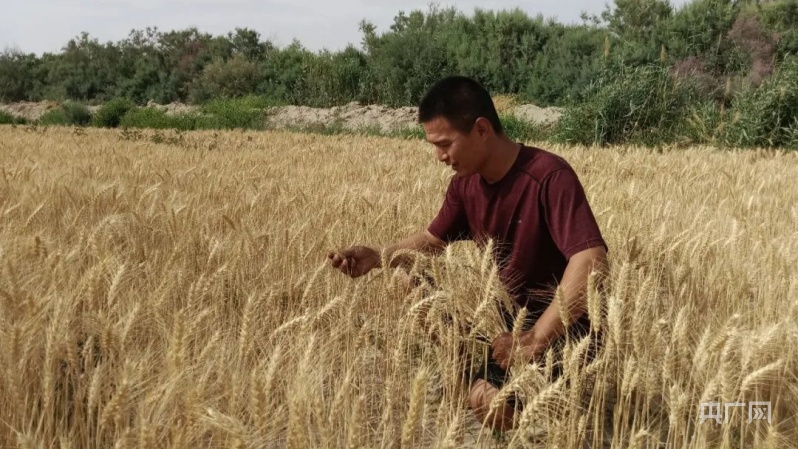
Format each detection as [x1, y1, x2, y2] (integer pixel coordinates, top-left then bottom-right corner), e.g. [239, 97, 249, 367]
[479, 136, 521, 185]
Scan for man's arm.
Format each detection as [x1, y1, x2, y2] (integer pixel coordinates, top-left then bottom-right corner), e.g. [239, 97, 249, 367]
[522, 245, 609, 354]
[491, 245, 608, 370]
[378, 230, 447, 269]
[331, 175, 464, 278]
[327, 230, 446, 278]
[523, 165, 609, 357]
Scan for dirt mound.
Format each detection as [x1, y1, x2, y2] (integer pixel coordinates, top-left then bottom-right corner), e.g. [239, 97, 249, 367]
[147, 101, 198, 116]
[0, 100, 198, 121]
[512, 104, 563, 127]
[266, 102, 418, 133]
[1, 100, 563, 130]
[0, 101, 60, 121]
[267, 101, 563, 132]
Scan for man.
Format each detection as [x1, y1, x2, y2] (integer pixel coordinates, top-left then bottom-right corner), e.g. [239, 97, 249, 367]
[326, 76, 609, 432]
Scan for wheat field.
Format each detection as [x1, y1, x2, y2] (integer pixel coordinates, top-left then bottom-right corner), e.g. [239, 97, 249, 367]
[0, 125, 797, 449]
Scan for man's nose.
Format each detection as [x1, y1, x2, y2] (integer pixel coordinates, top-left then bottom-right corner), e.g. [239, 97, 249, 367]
[436, 147, 448, 163]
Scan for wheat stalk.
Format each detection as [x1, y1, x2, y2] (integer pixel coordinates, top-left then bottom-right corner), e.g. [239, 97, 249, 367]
[401, 367, 429, 449]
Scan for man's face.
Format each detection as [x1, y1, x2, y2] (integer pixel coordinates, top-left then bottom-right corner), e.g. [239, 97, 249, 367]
[422, 116, 487, 177]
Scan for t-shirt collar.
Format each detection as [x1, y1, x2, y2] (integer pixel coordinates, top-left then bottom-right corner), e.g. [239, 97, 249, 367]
[479, 143, 524, 189]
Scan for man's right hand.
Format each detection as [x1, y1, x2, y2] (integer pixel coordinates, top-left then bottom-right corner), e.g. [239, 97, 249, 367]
[326, 245, 381, 278]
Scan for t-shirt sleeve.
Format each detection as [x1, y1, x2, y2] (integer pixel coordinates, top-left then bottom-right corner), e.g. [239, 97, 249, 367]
[541, 168, 608, 260]
[428, 178, 470, 243]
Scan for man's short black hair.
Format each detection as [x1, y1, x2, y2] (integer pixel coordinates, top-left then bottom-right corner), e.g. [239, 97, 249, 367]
[418, 76, 503, 135]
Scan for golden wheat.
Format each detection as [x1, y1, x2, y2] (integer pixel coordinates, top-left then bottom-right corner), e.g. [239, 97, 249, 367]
[0, 125, 796, 448]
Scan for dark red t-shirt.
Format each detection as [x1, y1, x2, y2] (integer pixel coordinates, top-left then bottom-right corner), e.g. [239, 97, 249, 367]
[428, 145, 608, 329]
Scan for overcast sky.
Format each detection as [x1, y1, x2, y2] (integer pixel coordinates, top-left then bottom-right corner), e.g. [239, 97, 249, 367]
[2, 0, 692, 55]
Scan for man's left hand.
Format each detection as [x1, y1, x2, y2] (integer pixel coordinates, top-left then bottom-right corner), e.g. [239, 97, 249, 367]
[491, 332, 548, 371]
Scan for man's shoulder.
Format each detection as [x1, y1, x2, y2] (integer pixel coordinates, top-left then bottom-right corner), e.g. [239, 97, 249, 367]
[451, 145, 576, 192]
[518, 145, 574, 184]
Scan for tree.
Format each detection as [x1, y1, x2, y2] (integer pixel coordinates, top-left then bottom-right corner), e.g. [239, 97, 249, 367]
[360, 5, 460, 105]
[190, 54, 261, 101]
[600, 0, 673, 40]
[228, 28, 269, 61]
[0, 48, 42, 102]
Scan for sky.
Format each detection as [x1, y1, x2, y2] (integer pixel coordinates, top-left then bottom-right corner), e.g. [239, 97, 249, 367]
[2, 0, 692, 55]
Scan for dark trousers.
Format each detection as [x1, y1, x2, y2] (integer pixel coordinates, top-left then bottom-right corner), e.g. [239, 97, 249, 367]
[408, 269, 605, 410]
[470, 308, 604, 411]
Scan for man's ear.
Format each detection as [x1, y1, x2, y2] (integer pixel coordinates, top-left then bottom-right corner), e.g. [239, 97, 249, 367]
[473, 117, 494, 138]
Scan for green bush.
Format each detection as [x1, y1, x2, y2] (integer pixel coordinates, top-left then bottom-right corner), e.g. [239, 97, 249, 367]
[189, 54, 262, 103]
[553, 64, 697, 146]
[188, 114, 228, 130]
[200, 97, 267, 129]
[786, 118, 798, 150]
[39, 101, 91, 126]
[92, 97, 136, 128]
[499, 114, 550, 143]
[62, 101, 91, 125]
[722, 56, 798, 149]
[120, 108, 177, 129]
[0, 111, 28, 125]
[0, 110, 17, 124]
[38, 109, 68, 125]
[224, 94, 282, 109]
[682, 100, 724, 145]
[120, 107, 231, 131]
